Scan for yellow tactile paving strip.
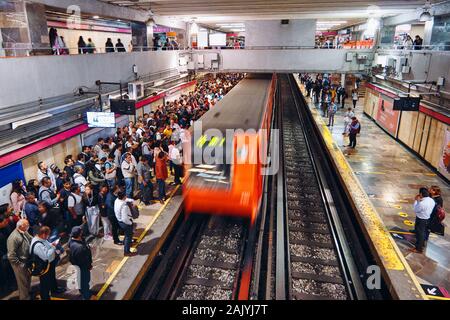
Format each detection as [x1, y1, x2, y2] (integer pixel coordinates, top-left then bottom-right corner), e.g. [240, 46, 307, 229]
[95, 182, 183, 300]
[295, 77, 427, 300]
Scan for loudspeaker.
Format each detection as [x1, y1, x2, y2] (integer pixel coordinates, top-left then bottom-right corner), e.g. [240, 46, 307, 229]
[110, 99, 136, 115]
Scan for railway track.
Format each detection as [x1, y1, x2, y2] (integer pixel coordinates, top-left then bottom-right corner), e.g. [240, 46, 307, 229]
[137, 214, 251, 300]
[276, 74, 366, 300]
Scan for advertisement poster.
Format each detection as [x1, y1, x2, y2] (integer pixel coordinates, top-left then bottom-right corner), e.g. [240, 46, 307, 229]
[376, 96, 401, 137]
[438, 128, 450, 180]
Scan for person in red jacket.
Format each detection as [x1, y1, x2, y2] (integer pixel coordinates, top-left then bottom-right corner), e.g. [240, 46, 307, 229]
[155, 151, 169, 204]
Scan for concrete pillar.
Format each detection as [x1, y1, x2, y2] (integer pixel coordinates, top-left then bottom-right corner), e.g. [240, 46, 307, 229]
[146, 22, 154, 49]
[131, 22, 148, 51]
[25, 2, 51, 54]
[423, 18, 434, 46]
[341, 73, 346, 86]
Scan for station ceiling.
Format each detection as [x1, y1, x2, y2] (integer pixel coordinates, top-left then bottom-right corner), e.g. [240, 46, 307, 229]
[98, 0, 435, 20]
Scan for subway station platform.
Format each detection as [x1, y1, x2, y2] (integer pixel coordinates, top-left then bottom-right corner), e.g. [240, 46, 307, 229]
[296, 77, 450, 300]
[1, 179, 183, 301]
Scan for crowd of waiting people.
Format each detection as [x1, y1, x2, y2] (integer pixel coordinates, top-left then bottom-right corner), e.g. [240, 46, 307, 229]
[301, 74, 361, 148]
[0, 73, 245, 300]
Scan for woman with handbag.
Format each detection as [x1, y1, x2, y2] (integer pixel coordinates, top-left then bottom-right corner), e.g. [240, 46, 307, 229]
[83, 184, 100, 237]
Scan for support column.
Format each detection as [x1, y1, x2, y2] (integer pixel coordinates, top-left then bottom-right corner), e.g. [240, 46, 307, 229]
[341, 73, 346, 87]
[423, 18, 434, 46]
[131, 22, 148, 51]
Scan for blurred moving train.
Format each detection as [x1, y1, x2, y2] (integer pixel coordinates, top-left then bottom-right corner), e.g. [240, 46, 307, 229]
[183, 74, 277, 224]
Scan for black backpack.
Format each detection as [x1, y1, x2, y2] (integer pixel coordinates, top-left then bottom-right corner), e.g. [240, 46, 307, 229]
[26, 241, 50, 276]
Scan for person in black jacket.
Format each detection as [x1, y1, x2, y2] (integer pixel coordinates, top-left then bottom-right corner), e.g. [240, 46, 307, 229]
[38, 202, 63, 238]
[69, 226, 92, 300]
[105, 38, 115, 53]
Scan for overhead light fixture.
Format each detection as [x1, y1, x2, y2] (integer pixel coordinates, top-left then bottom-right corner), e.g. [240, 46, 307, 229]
[419, 0, 433, 22]
[93, 15, 100, 19]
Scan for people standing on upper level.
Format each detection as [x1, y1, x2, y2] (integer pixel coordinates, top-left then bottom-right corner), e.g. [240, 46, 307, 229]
[105, 38, 115, 53]
[116, 39, 126, 53]
[78, 36, 87, 54]
[413, 35, 423, 50]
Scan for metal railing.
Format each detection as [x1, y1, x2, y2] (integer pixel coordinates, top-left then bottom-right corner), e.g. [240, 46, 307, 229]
[0, 43, 379, 58]
[377, 44, 450, 51]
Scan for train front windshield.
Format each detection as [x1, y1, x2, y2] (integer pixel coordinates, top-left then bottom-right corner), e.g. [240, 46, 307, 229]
[187, 134, 232, 190]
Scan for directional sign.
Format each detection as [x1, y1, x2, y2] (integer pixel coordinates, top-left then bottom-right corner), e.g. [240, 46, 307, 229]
[391, 233, 405, 240]
[421, 284, 449, 298]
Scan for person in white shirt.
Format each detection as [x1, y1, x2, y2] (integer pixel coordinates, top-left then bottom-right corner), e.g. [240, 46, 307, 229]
[114, 191, 135, 256]
[121, 153, 136, 198]
[37, 161, 57, 192]
[169, 141, 182, 185]
[93, 138, 104, 156]
[411, 187, 436, 253]
[73, 166, 87, 193]
[343, 107, 355, 134]
[67, 184, 84, 227]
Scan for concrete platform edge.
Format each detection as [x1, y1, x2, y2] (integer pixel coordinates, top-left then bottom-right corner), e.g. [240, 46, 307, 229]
[98, 194, 184, 300]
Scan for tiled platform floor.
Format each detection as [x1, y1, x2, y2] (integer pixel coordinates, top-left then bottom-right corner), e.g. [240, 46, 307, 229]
[1, 175, 181, 300]
[304, 88, 450, 295]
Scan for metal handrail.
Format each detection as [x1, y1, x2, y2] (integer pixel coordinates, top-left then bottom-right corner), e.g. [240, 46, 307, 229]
[0, 44, 380, 58]
[377, 44, 450, 51]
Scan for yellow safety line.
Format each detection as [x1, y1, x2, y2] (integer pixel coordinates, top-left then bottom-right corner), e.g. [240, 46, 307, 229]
[96, 181, 182, 300]
[426, 295, 450, 300]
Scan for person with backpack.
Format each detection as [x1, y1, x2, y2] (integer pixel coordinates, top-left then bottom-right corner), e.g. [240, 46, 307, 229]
[83, 184, 100, 237]
[121, 153, 136, 199]
[348, 117, 360, 149]
[86, 160, 105, 193]
[73, 166, 87, 193]
[7, 219, 32, 300]
[411, 188, 436, 253]
[114, 191, 136, 256]
[68, 226, 93, 300]
[38, 177, 60, 207]
[29, 226, 64, 300]
[67, 184, 84, 228]
[104, 154, 117, 189]
[428, 185, 445, 236]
